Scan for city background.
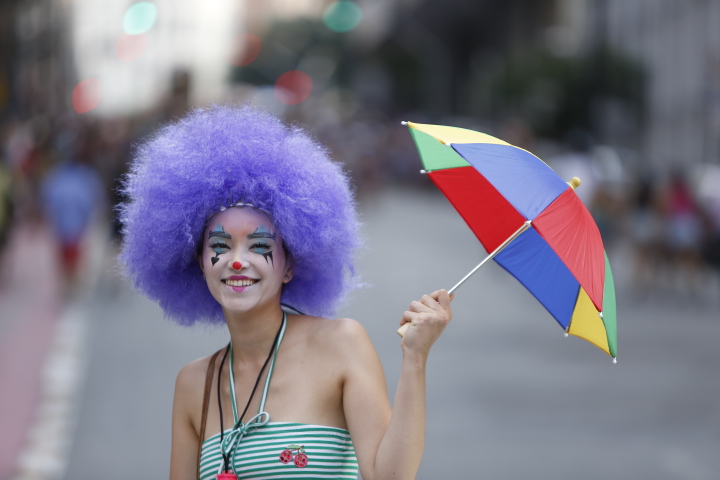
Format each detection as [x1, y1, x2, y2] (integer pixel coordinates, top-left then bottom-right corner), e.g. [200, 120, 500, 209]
[1, 0, 719, 479]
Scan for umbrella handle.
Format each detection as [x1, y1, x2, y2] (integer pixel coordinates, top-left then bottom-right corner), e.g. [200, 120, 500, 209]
[397, 221, 532, 338]
[397, 322, 411, 337]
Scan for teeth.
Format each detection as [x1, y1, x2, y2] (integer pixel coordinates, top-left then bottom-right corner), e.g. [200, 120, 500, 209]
[225, 279, 257, 287]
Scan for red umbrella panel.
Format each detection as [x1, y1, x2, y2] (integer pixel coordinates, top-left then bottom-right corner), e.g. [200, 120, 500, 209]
[404, 121, 617, 359]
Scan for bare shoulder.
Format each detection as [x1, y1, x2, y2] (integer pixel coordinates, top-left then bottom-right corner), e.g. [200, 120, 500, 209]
[293, 315, 371, 348]
[176, 354, 214, 390]
[174, 351, 224, 416]
[287, 316, 378, 374]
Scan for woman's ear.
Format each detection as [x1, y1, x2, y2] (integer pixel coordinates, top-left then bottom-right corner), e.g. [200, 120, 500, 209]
[283, 269, 294, 283]
[196, 253, 205, 278]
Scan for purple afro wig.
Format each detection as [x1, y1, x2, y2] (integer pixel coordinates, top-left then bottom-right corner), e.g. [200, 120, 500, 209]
[118, 105, 361, 325]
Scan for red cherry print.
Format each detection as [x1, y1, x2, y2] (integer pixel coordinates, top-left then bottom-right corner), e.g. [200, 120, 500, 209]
[279, 449, 293, 464]
[294, 452, 309, 468]
[232, 261, 242, 270]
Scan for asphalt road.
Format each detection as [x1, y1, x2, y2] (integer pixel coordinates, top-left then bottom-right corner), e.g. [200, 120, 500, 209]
[59, 187, 720, 480]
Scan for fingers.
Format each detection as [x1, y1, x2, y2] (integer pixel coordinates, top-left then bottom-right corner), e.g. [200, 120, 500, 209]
[408, 299, 432, 313]
[400, 309, 414, 326]
[400, 289, 454, 328]
[429, 289, 453, 308]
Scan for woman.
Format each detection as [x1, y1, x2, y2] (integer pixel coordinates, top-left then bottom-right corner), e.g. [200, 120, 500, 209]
[119, 106, 452, 480]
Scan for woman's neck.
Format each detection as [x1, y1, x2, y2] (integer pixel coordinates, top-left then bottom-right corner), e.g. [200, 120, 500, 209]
[223, 304, 284, 363]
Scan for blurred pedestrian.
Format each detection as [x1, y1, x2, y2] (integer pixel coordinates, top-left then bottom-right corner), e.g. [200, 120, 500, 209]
[664, 171, 704, 295]
[3, 120, 38, 221]
[0, 158, 13, 283]
[40, 154, 104, 293]
[118, 106, 453, 480]
[628, 178, 666, 293]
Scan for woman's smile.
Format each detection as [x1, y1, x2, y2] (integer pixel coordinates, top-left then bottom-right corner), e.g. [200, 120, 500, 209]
[223, 277, 258, 288]
[223, 276, 259, 292]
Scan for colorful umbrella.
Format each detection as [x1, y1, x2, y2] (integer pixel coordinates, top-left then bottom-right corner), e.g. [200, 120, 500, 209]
[399, 121, 617, 361]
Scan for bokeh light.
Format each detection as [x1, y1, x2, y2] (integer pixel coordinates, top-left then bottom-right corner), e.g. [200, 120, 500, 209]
[123, 2, 158, 35]
[231, 33, 262, 67]
[116, 33, 147, 62]
[323, 1, 363, 33]
[274, 71, 313, 105]
[72, 78, 102, 114]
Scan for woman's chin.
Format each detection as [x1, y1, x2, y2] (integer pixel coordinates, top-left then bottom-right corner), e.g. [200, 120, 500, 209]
[219, 296, 280, 317]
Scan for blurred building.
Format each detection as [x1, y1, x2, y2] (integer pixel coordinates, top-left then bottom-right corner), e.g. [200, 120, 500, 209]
[0, 1, 17, 118]
[70, 0, 242, 116]
[1, 0, 73, 119]
[604, 0, 720, 170]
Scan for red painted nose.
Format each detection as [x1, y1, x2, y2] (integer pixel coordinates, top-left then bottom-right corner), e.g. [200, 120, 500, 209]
[232, 261, 242, 270]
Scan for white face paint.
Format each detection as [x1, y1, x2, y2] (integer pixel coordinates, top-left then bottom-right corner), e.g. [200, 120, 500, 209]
[200, 207, 292, 315]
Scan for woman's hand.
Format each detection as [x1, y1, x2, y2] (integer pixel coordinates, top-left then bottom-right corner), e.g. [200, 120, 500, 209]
[399, 289, 454, 359]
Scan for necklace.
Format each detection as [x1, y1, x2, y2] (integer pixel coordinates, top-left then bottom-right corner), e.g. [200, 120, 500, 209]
[216, 312, 287, 477]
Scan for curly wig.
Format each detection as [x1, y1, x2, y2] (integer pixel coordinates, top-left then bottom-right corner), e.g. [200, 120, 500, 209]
[118, 105, 361, 325]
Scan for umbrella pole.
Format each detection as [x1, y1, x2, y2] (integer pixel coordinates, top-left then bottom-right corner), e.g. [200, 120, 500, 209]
[448, 220, 532, 295]
[397, 221, 532, 338]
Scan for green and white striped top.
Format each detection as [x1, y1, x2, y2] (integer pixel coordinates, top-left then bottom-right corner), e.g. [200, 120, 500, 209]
[199, 422, 358, 479]
[199, 313, 358, 479]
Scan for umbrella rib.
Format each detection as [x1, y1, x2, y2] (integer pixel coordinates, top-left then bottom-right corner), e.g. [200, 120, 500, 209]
[449, 220, 532, 295]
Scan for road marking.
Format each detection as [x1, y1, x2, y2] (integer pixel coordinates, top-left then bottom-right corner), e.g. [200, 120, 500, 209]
[11, 302, 89, 480]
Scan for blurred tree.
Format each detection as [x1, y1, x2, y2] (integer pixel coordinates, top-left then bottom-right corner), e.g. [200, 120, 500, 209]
[480, 48, 645, 140]
[0, 0, 19, 118]
[370, 46, 423, 113]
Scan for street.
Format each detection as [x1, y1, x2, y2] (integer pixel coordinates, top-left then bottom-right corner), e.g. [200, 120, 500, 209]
[5, 186, 720, 480]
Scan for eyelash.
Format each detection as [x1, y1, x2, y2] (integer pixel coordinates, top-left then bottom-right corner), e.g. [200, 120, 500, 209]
[209, 242, 272, 251]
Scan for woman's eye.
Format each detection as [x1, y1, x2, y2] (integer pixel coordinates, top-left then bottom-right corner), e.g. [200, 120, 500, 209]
[251, 242, 271, 253]
[210, 242, 230, 251]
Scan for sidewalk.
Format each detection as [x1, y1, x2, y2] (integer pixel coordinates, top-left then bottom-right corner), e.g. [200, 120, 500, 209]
[0, 222, 62, 480]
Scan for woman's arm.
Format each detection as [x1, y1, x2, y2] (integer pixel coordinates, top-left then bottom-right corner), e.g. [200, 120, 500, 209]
[343, 289, 453, 480]
[169, 362, 204, 480]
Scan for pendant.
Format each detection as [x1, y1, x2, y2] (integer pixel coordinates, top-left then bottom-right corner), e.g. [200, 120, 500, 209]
[217, 473, 237, 480]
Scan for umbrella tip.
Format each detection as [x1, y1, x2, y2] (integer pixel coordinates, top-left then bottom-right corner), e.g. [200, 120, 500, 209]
[567, 177, 582, 189]
[401, 121, 408, 126]
[612, 357, 618, 365]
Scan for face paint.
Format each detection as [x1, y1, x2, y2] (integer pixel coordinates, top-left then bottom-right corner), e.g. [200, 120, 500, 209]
[208, 223, 231, 267]
[248, 224, 277, 266]
[201, 208, 290, 314]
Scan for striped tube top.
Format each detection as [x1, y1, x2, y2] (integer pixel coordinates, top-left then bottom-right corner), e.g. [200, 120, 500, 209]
[199, 422, 358, 479]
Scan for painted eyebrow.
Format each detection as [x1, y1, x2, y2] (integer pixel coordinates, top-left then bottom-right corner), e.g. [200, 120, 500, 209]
[247, 230, 276, 240]
[208, 225, 231, 239]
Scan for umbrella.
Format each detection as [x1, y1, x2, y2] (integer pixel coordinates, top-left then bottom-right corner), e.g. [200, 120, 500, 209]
[398, 121, 617, 361]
